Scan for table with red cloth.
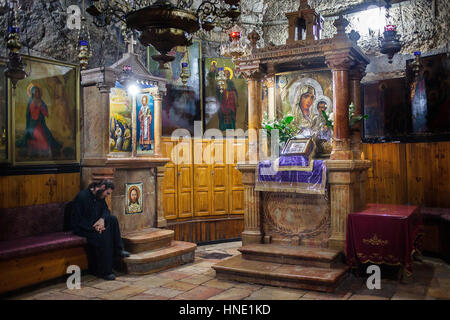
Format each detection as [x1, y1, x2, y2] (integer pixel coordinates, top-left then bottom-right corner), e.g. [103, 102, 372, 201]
[346, 204, 424, 275]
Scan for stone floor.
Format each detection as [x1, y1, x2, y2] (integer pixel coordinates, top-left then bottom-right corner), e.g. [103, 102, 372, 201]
[5, 241, 450, 300]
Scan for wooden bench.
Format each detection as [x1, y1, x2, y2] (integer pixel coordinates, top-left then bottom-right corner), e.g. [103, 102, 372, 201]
[421, 207, 450, 264]
[0, 202, 88, 295]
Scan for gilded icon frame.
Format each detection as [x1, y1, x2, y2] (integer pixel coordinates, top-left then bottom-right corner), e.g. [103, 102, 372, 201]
[0, 57, 9, 163]
[281, 138, 314, 156]
[125, 182, 144, 215]
[9, 55, 80, 166]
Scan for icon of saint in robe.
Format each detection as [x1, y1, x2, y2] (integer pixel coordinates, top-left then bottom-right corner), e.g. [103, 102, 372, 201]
[139, 95, 153, 151]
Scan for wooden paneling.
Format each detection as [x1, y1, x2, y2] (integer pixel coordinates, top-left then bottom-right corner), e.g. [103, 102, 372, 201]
[161, 137, 246, 242]
[363, 143, 408, 205]
[161, 139, 178, 220]
[178, 139, 194, 219]
[363, 142, 450, 208]
[211, 139, 228, 216]
[194, 139, 212, 217]
[227, 138, 247, 215]
[0, 173, 80, 209]
[0, 246, 88, 295]
[167, 217, 244, 244]
[406, 142, 450, 208]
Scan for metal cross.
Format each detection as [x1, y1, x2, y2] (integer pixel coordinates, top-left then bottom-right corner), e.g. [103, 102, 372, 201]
[126, 33, 137, 54]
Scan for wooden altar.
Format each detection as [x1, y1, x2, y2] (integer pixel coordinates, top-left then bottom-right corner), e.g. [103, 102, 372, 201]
[80, 45, 196, 275]
[213, 0, 371, 292]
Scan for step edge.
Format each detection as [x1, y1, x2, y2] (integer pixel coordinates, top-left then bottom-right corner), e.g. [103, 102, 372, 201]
[239, 250, 339, 262]
[122, 232, 174, 244]
[123, 235, 173, 245]
[124, 242, 197, 264]
[212, 265, 349, 284]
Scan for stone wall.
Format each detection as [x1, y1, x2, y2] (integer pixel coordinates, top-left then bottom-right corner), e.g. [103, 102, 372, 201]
[1, 0, 448, 77]
[0, 0, 144, 68]
[257, 0, 450, 81]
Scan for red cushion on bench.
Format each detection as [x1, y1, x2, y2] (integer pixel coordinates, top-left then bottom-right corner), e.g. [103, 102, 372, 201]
[0, 232, 86, 261]
[422, 207, 450, 223]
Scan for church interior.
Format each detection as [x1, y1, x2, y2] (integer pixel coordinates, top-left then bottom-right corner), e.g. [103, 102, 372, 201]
[0, 0, 449, 302]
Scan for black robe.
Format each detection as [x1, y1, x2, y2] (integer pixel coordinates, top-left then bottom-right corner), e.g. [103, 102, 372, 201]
[71, 189, 124, 276]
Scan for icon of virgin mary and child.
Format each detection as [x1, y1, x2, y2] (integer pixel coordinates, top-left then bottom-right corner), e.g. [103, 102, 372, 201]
[293, 85, 332, 142]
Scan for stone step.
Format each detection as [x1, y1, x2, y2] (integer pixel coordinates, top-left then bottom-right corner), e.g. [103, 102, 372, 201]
[123, 241, 197, 275]
[238, 244, 343, 268]
[122, 228, 174, 254]
[213, 255, 349, 293]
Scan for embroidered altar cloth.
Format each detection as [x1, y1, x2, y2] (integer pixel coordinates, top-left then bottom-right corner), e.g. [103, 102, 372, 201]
[255, 155, 327, 195]
[346, 204, 424, 275]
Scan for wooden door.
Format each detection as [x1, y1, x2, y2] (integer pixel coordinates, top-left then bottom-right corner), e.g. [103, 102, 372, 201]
[227, 138, 247, 215]
[176, 138, 194, 219]
[193, 139, 212, 217]
[210, 139, 228, 216]
[163, 137, 247, 220]
[161, 139, 178, 220]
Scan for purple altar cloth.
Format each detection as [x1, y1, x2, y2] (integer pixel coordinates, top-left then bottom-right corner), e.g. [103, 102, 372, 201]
[256, 156, 327, 194]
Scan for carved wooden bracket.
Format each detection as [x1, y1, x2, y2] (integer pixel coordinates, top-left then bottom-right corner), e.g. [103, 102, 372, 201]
[349, 62, 367, 81]
[238, 63, 265, 81]
[325, 50, 355, 71]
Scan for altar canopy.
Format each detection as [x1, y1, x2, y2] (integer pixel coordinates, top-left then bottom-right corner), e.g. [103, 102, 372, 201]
[256, 155, 327, 195]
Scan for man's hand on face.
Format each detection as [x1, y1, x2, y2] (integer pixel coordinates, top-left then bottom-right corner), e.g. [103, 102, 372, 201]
[93, 218, 105, 234]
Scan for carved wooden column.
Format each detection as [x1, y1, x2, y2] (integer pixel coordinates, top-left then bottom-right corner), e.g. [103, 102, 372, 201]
[153, 93, 163, 157]
[349, 63, 366, 160]
[325, 16, 354, 161]
[235, 65, 264, 245]
[324, 16, 372, 251]
[264, 63, 276, 121]
[156, 166, 167, 228]
[325, 52, 353, 160]
[245, 70, 263, 164]
[97, 81, 112, 158]
[237, 163, 262, 245]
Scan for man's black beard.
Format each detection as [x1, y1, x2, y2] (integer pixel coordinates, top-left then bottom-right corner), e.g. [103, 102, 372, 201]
[95, 189, 104, 200]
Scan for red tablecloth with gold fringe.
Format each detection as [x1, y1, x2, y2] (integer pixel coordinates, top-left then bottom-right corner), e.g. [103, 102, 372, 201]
[346, 204, 423, 275]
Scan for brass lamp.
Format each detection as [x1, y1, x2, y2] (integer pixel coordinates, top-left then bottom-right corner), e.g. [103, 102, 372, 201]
[180, 62, 190, 86]
[84, 0, 242, 69]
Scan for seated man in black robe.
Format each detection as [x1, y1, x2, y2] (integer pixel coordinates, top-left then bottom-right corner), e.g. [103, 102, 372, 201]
[71, 179, 130, 280]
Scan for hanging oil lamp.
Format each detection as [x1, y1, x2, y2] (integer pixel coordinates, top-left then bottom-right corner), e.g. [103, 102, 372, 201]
[220, 24, 251, 61]
[217, 67, 227, 93]
[78, 16, 92, 70]
[180, 62, 190, 86]
[78, 40, 91, 70]
[4, 1, 27, 88]
[379, 0, 402, 64]
[379, 25, 401, 64]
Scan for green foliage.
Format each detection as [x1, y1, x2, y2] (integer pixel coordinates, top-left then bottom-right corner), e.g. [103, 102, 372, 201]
[262, 112, 297, 146]
[322, 110, 334, 130]
[321, 102, 368, 129]
[348, 102, 369, 128]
